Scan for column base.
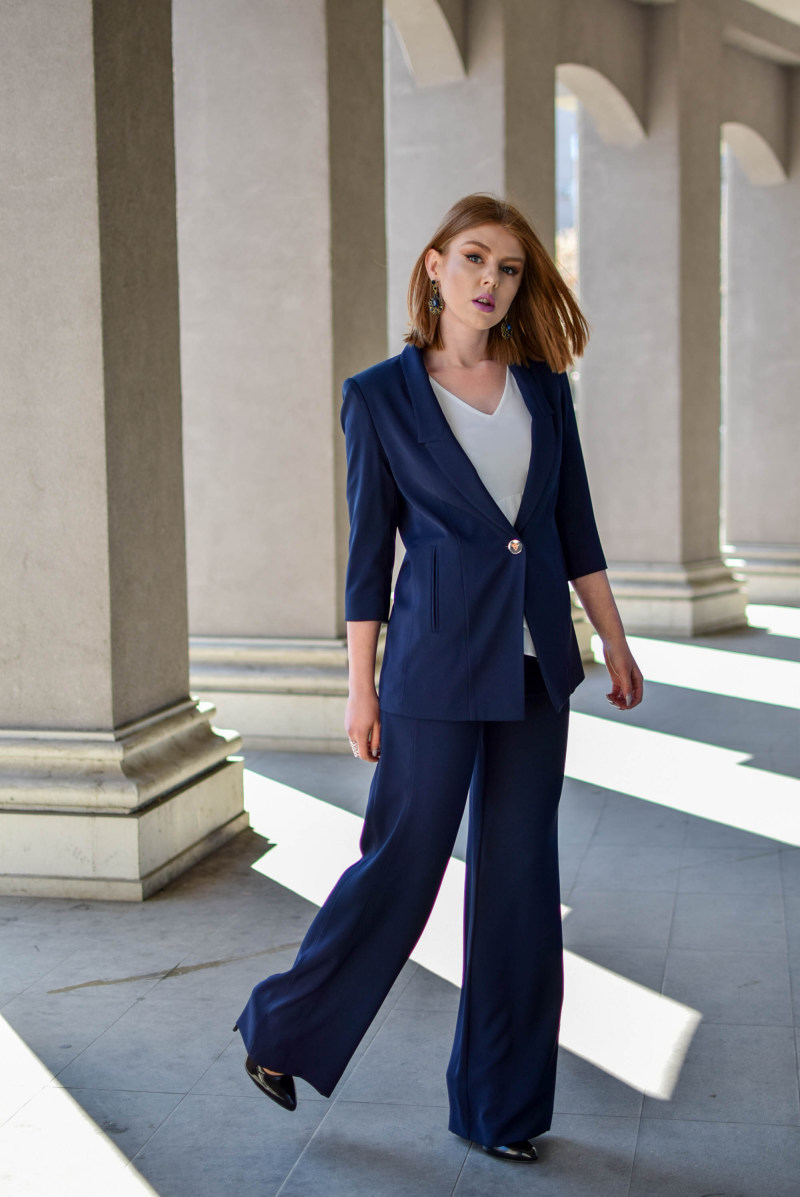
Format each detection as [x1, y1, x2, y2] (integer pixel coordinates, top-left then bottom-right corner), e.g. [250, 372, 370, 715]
[603, 557, 749, 635]
[190, 614, 601, 754]
[189, 635, 354, 753]
[722, 542, 800, 605]
[0, 698, 247, 900]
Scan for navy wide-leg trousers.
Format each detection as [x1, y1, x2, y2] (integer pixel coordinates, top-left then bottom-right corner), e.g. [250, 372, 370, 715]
[235, 654, 570, 1145]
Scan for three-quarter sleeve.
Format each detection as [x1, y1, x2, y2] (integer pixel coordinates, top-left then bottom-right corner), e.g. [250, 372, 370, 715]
[340, 377, 400, 622]
[554, 371, 608, 580]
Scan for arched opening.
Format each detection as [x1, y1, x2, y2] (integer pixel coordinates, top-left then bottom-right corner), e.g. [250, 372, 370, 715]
[385, 0, 466, 86]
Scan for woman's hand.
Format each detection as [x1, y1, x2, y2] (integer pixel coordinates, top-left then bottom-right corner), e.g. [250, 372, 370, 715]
[568, 571, 644, 711]
[345, 620, 383, 762]
[602, 637, 644, 710]
[345, 686, 382, 762]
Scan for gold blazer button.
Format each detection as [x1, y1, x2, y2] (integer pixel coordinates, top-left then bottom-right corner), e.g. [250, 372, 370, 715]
[507, 539, 523, 554]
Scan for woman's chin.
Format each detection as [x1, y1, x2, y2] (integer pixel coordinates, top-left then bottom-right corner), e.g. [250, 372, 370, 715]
[457, 310, 500, 333]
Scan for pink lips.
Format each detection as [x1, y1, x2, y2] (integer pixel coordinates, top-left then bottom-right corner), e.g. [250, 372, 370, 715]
[472, 294, 495, 312]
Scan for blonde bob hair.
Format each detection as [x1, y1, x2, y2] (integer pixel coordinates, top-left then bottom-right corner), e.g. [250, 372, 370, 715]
[404, 192, 589, 373]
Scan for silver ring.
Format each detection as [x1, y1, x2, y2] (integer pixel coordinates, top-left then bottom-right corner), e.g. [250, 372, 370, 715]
[349, 738, 359, 758]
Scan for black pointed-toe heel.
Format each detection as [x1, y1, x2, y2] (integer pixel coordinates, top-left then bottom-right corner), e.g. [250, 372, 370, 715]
[481, 1139, 538, 1162]
[244, 1055, 297, 1112]
[232, 1022, 239, 1032]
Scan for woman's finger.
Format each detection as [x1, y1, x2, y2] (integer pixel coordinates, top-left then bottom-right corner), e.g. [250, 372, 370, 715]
[352, 722, 381, 764]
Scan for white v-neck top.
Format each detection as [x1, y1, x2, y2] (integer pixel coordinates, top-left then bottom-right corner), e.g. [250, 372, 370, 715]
[428, 367, 536, 657]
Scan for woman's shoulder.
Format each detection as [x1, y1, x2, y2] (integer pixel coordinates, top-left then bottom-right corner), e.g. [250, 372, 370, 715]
[340, 351, 412, 441]
[347, 349, 405, 396]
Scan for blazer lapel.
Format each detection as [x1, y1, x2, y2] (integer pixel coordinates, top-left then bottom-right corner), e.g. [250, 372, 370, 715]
[400, 343, 557, 535]
[508, 361, 558, 532]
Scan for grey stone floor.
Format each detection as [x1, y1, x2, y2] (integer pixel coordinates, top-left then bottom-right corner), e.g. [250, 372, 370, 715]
[1, 611, 799, 1195]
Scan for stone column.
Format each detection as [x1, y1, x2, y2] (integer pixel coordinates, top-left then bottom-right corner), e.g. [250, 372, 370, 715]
[173, 0, 387, 750]
[723, 80, 800, 604]
[504, 0, 599, 654]
[577, 0, 747, 634]
[0, 0, 245, 898]
[385, 0, 499, 352]
[502, 0, 558, 247]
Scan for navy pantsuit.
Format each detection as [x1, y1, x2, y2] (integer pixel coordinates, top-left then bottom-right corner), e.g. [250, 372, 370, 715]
[236, 342, 608, 1142]
[236, 655, 569, 1142]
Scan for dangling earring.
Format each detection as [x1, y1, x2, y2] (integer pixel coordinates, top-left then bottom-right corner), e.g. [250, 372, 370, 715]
[428, 279, 444, 316]
[500, 314, 512, 341]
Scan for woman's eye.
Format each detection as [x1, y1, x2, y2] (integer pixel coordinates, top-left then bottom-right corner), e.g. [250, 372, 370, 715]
[466, 252, 517, 276]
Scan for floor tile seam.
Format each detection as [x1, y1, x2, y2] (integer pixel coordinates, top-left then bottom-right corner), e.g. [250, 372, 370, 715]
[664, 945, 792, 959]
[272, 1098, 343, 1197]
[126, 1090, 192, 1168]
[49, 985, 185, 1085]
[0, 1084, 53, 1132]
[781, 849, 800, 900]
[653, 1016, 798, 1029]
[551, 1107, 646, 1121]
[7, 946, 85, 997]
[788, 884, 800, 1034]
[573, 884, 783, 895]
[383, 961, 422, 1012]
[58, 1084, 190, 1095]
[0, 1061, 177, 1131]
[131, 934, 242, 1000]
[205, 1090, 328, 1102]
[0, 989, 181, 1127]
[621, 1097, 641, 1197]
[393, 1002, 460, 1012]
[587, 839, 688, 847]
[564, 942, 789, 957]
[560, 817, 599, 902]
[328, 1032, 381, 1094]
[327, 977, 429, 1094]
[681, 846, 784, 863]
[570, 885, 680, 894]
[327, 1097, 451, 1107]
[637, 1113, 800, 1127]
[180, 1031, 242, 1099]
[664, 1015, 797, 1029]
[447, 1140, 474, 1195]
[785, 915, 800, 1118]
[573, 788, 609, 847]
[327, 1002, 406, 1094]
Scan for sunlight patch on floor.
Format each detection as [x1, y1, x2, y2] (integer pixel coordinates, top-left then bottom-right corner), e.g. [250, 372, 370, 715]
[560, 950, 701, 1100]
[590, 630, 799, 709]
[566, 713, 800, 846]
[0, 1019, 159, 1197]
[246, 770, 700, 1100]
[744, 604, 800, 640]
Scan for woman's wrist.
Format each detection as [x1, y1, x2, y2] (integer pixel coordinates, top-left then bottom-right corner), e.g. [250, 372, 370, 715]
[346, 619, 381, 698]
[600, 630, 628, 653]
[348, 675, 378, 697]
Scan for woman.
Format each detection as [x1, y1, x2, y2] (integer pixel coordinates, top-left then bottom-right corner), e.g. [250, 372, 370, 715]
[234, 193, 644, 1163]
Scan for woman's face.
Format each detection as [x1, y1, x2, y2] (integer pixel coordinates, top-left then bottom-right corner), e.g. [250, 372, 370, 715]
[425, 222, 525, 335]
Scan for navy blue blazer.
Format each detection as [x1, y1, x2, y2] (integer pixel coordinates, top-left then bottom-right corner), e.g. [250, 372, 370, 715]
[339, 342, 607, 720]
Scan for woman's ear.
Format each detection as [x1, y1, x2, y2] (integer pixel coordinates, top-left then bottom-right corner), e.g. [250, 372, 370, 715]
[424, 246, 439, 280]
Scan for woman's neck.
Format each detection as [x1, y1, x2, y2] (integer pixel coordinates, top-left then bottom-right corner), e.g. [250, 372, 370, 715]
[423, 318, 490, 371]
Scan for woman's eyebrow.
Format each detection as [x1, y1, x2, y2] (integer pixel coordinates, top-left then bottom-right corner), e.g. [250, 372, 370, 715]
[460, 239, 525, 263]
